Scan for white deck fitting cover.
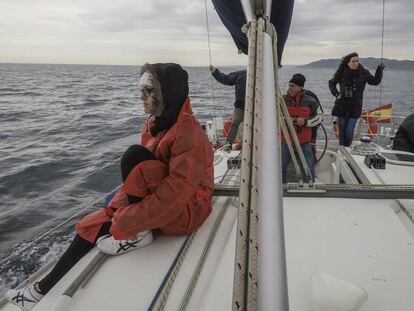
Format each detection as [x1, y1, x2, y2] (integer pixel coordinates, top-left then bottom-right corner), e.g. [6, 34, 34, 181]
[284, 197, 414, 311]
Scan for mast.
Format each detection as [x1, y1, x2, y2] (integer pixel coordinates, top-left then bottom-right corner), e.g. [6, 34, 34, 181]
[232, 0, 289, 309]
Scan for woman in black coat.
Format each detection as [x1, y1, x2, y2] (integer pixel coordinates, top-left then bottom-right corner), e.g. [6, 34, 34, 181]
[329, 52, 385, 146]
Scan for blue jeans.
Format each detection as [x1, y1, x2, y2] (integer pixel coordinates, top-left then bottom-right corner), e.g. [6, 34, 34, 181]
[281, 143, 315, 183]
[338, 117, 358, 147]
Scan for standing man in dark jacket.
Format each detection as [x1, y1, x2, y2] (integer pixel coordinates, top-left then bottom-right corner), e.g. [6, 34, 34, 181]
[329, 52, 385, 147]
[282, 74, 322, 183]
[393, 113, 414, 153]
[209, 65, 246, 151]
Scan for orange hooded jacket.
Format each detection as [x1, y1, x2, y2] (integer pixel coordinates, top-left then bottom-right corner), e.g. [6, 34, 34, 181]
[76, 98, 214, 243]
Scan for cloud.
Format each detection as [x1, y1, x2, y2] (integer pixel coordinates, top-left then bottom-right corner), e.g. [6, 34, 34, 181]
[284, 0, 414, 63]
[0, 0, 412, 65]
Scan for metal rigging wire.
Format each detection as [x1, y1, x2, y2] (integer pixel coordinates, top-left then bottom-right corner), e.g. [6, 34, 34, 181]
[379, 0, 386, 105]
[203, 0, 217, 117]
[0, 193, 105, 266]
[0, 156, 120, 219]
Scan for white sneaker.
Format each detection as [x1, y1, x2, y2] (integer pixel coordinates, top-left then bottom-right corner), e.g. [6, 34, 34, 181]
[96, 231, 153, 255]
[5, 283, 44, 311]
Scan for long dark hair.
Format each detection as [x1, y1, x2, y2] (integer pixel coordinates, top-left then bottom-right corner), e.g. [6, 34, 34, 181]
[333, 52, 359, 80]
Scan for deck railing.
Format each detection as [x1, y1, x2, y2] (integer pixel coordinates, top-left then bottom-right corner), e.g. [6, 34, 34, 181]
[319, 113, 407, 148]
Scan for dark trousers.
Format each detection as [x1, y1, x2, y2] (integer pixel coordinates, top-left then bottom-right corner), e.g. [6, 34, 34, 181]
[38, 223, 111, 294]
[226, 107, 244, 144]
[37, 145, 155, 294]
[281, 143, 315, 183]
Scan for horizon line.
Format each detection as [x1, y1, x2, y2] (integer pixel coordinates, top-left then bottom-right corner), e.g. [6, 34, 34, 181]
[1, 57, 413, 68]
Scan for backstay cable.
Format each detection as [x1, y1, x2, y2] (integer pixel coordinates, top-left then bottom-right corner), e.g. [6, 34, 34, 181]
[381, 0, 385, 60]
[0, 194, 104, 266]
[379, 0, 385, 104]
[203, 0, 216, 116]
[0, 157, 120, 219]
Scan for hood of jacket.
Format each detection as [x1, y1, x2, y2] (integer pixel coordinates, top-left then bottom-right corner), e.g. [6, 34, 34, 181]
[141, 63, 189, 136]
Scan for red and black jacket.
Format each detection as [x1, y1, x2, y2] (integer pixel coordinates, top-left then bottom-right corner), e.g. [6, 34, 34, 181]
[282, 90, 318, 144]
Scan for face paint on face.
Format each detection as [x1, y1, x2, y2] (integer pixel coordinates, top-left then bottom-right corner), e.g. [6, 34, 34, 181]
[139, 71, 154, 89]
[347, 56, 359, 70]
[139, 71, 158, 115]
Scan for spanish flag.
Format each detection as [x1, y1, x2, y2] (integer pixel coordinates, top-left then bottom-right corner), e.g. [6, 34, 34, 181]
[362, 103, 392, 123]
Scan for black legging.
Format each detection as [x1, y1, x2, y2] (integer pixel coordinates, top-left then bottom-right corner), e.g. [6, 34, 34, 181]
[38, 222, 111, 294]
[38, 145, 155, 294]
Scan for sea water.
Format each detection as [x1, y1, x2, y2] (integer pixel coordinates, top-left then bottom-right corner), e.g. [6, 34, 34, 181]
[0, 63, 413, 295]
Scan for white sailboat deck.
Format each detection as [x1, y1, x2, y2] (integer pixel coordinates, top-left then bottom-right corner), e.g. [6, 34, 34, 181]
[2, 149, 414, 310]
[8, 199, 412, 310]
[285, 197, 414, 311]
[34, 196, 239, 311]
[352, 150, 414, 222]
[353, 152, 414, 185]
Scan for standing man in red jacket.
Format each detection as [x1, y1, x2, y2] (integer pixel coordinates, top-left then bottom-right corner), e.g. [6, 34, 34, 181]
[282, 73, 322, 183]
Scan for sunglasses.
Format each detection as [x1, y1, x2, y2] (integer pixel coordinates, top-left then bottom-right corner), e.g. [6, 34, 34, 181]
[141, 87, 153, 97]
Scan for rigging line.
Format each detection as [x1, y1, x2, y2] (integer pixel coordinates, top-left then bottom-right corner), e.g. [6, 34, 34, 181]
[379, 0, 386, 104]
[179, 197, 232, 310]
[0, 194, 104, 267]
[381, 0, 386, 61]
[204, 0, 213, 69]
[147, 235, 194, 311]
[18, 184, 120, 248]
[203, 0, 216, 117]
[314, 123, 328, 164]
[328, 116, 336, 141]
[149, 193, 227, 310]
[0, 156, 121, 219]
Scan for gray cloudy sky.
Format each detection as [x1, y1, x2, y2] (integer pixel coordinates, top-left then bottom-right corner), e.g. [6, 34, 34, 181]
[0, 0, 412, 65]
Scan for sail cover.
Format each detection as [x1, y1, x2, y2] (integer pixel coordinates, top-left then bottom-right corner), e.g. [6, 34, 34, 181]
[211, 0, 294, 64]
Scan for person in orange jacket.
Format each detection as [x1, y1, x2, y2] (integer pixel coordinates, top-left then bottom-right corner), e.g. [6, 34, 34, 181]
[6, 63, 214, 311]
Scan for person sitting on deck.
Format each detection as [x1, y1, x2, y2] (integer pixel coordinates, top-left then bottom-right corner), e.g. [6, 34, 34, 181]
[5, 63, 214, 311]
[209, 65, 246, 152]
[392, 112, 414, 153]
[282, 73, 322, 183]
